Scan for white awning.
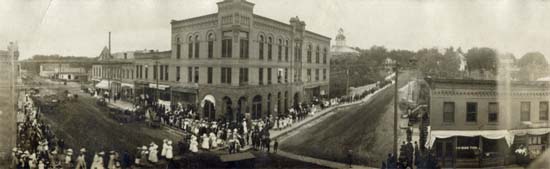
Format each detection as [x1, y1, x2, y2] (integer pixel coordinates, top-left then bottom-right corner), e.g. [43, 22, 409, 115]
[426, 127, 514, 148]
[95, 80, 110, 89]
[201, 95, 216, 108]
[148, 83, 169, 90]
[121, 83, 134, 88]
[509, 128, 550, 136]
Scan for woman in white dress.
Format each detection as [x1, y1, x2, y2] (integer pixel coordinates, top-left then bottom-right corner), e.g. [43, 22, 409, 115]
[209, 132, 218, 148]
[190, 136, 199, 153]
[161, 139, 168, 159]
[165, 141, 173, 160]
[90, 153, 104, 169]
[201, 134, 210, 150]
[148, 143, 159, 163]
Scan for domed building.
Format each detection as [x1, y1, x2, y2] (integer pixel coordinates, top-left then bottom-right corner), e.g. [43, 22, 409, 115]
[330, 28, 359, 59]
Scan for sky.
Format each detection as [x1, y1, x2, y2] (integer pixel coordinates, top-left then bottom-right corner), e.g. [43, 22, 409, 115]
[1, 0, 550, 60]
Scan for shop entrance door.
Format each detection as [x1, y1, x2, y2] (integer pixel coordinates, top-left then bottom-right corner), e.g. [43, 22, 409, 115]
[436, 138, 455, 168]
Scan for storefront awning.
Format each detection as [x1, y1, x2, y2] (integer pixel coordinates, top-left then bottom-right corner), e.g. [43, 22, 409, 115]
[426, 127, 514, 148]
[95, 80, 110, 89]
[172, 87, 197, 94]
[509, 128, 550, 136]
[148, 83, 169, 90]
[201, 95, 216, 108]
[121, 83, 134, 88]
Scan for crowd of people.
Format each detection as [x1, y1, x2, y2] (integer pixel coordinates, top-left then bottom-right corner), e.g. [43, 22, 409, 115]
[381, 129, 439, 169]
[12, 91, 180, 169]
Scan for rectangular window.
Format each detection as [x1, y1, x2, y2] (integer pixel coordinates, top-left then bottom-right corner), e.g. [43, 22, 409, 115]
[307, 69, 312, 82]
[541, 102, 549, 120]
[194, 42, 199, 58]
[521, 102, 531, 121]
[466, 102, 477, 122]
[488, 102, 498, 122]
[159, 65, 164, 80]
[221, 67, 232, 84]
[188, 67, 192, 82]
[323, 69, 327, 80]
[135, 65, 139, 78]
[208, 41, 213, 58]
[443, 102, 455, 123]
[153, 65, 158, 80]
[176, 66, 181, 82]
[259, 68, 264, 85]
[164, 65, 169, 81]
[222, 39, 232, 58]
[284, 68, 288, 83]
[315, 69, 320, 81]
[239, 68, 249, 85]
[145, 67, 148, 79]
[267, 68, 272, 84]
[207, 67, 213, 84]
[277, 69, 283, 83]
[194, 67, 199, 83]
[177, 44, 181, 59]
[188, 43, 193, 58]
[240, 39, 249, 58]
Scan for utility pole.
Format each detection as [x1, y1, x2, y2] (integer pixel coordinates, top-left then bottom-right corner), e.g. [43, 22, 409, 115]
[393, 63, 399, 157]
[346, 65, 350, 96]
[155, 56, 159, 102]
[108, 32, 112, 101]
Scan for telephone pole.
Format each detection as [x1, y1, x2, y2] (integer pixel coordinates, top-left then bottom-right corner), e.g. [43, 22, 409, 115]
[393, 63, 399, 157]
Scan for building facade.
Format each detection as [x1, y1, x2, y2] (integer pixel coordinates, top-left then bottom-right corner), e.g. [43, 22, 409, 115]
[0, 42, 19, 165]
[149, 0, 332, 121]
[427, 78, 550, 168]
[91, 47, 136, 101]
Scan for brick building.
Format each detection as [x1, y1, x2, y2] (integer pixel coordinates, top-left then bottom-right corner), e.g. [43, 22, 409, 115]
[152, 0, 329, 121]
[426, 78, 550, 168]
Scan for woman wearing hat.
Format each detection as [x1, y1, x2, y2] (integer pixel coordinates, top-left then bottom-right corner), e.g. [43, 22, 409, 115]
[161, 139, 168, 159]
[64, 149, 73, 168]
[75, 149, 87, 169]
[134, 147, 142, 166]
[90, 152, 104, 169]
[148, 143, 158, 164]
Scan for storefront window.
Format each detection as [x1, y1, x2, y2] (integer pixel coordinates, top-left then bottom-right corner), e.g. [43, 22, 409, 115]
[456, 136, 480, 159]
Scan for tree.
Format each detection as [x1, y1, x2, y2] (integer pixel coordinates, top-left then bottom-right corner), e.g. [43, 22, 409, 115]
[465, 47, 498, 76]
[517, 52, 549, 81]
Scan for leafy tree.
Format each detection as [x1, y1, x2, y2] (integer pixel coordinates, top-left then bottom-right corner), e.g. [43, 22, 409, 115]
[517, 52, 549, 81]
[465, 47, 498, 75]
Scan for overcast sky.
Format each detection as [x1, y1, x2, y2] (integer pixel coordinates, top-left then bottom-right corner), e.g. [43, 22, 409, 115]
[1, 0, 550, 60]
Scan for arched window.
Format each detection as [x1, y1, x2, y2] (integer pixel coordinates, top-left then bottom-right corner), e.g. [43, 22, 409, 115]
[278, 39, 282, 61]
[267, 37, 273, 60]
[188, 36, 193, 58]
[176, 37, 181, 59]
[194, 35, 200, 58]
[285, 40, 289, 61]
[307, 44, 312, 63]
[316, 46, 320, 64]
[208, 33, 214, 58]
[323, 48, 327, 64]
[259, 35, 264, 60]
[223, 96, 233, 121]
[252, 95, 262, 119]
